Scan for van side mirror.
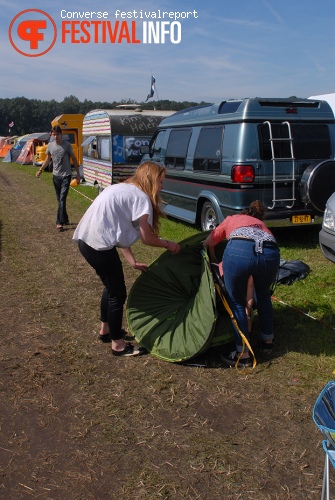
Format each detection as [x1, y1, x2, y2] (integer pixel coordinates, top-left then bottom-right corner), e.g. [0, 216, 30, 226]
[140, 145, 149, 155]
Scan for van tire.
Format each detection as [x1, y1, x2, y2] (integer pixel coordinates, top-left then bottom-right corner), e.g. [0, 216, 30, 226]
[201, 202, 219, 231]
[300, 160, 335, 213]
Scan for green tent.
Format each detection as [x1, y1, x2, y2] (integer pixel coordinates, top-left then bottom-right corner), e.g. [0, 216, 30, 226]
[126, 232, 234, 362]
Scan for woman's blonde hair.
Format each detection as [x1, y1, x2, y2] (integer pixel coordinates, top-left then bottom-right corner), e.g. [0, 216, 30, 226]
[125, 161, 166, 235]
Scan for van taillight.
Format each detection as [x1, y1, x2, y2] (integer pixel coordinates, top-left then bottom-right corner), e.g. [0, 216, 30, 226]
[231, 165, 255, 183]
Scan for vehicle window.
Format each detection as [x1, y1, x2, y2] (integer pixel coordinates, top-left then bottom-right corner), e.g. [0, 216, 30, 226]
[62, 133, 75, 144]
[99, 137, 110, 160]
[150, 130, 166, 155]
[165, 129, 192, 170]
[193, 126, 223, 173]
[218, 101, 242, 114]
[82, 136, 97, 158]
[293, 125, 331, 159]
[259, 123, 331, 160]
[259, 124, 291, 159]
[84, 136, 110, 160]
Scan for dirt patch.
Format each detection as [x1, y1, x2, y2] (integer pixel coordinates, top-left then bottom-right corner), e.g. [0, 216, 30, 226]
[0, 163, 328, 499]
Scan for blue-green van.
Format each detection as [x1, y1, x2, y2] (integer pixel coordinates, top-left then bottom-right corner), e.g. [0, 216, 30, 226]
[142, 98, 335, 230]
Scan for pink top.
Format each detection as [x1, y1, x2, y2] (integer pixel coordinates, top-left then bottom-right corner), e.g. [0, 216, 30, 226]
[210, 214, 273, 246]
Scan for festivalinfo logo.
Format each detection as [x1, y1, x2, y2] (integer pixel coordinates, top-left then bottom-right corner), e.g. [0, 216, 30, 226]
[9, 10, 57, 57]
[9, 8, 199, 57]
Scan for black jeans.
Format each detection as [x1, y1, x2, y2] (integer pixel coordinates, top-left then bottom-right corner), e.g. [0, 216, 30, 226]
[53, 174, 71, 225]
[78, 240, 127, 340]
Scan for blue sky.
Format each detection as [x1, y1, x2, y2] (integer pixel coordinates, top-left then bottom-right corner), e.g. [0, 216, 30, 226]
[1, 0, 335, 104]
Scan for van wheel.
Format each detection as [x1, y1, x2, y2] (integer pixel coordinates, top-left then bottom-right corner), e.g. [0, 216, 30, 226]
[300, 160, 335, 213]
[201, 202, 219, 231]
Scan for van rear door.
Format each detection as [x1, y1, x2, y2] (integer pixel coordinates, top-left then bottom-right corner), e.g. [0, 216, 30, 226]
[258, 121, 333, 219]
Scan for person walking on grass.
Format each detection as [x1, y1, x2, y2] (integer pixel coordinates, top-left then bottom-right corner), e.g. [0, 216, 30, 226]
[203, 200, 280, 368]
[73, 161, 181, 357]
[36, 125, 80, 230]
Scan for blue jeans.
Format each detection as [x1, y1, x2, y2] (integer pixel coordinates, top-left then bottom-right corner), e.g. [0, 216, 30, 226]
[53, 175, 71, 225]
[222, 239, 280, 352]
[78, 240, 127, 341]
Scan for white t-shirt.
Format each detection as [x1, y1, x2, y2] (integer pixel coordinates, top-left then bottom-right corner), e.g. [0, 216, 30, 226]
[73, 183, 153, 250]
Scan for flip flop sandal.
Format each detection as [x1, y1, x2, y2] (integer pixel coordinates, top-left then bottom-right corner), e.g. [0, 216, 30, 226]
[112, 343, 145, 357]
[98, 333, 111, 343]
[98, 329, 131, 343]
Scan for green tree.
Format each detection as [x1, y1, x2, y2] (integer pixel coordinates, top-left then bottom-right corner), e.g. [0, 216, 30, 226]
[0, 95, 207, 136]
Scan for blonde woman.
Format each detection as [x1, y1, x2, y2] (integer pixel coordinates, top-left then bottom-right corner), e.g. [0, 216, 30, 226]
[73, 162, 180, 357]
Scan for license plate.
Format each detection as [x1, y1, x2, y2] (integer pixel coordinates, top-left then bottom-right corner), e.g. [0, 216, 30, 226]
[291, 215, 311, 224]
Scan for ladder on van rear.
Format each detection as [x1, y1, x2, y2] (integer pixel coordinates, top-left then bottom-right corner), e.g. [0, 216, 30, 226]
[263, 121, 296, 209]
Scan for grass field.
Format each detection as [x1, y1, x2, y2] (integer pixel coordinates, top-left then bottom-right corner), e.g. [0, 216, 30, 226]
[68, 165, 335, 340]
[1, 161, 335, 498]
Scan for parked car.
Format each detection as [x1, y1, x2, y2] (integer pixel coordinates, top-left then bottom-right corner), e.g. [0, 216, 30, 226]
[142, 97, 335, 230]
[319, 192, 335, 263]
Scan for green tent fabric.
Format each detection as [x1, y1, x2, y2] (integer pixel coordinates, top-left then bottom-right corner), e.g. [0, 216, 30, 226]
[126, 232, 234, 362]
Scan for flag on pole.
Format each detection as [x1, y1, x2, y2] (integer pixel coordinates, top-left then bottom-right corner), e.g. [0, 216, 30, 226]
[145, 76, 155, 102]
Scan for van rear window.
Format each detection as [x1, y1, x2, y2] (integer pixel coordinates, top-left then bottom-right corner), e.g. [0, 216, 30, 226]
[165, 129, 192, 169]
[259, 123, 331, 160]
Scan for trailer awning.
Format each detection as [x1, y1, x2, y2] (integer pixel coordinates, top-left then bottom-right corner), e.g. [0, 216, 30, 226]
[81, 136, 95, 147]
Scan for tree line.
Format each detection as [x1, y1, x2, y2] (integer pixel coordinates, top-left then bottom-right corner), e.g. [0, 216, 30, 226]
[0, 95, 210, 137]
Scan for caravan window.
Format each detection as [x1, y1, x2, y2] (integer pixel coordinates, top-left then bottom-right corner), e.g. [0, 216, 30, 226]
[99, 137, 110, 160]
[82, 136, 97, 158]
[82, 136, 111, 161]
[165, 128, 192, 170]
[193, 126, 223, 173]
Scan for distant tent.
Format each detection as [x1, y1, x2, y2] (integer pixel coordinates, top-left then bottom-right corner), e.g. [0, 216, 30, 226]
[0, 136, 8, 149]
[2, 151, 11, 162]
[1, 132, 49, 164]
[126, 232, 234, 363]
[12, 134, 30, 148]
[3, 149, 21, 162]
[16, 139, 35, 164]
[0, 136, 18, 158]
[3, 135, 31, 162]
